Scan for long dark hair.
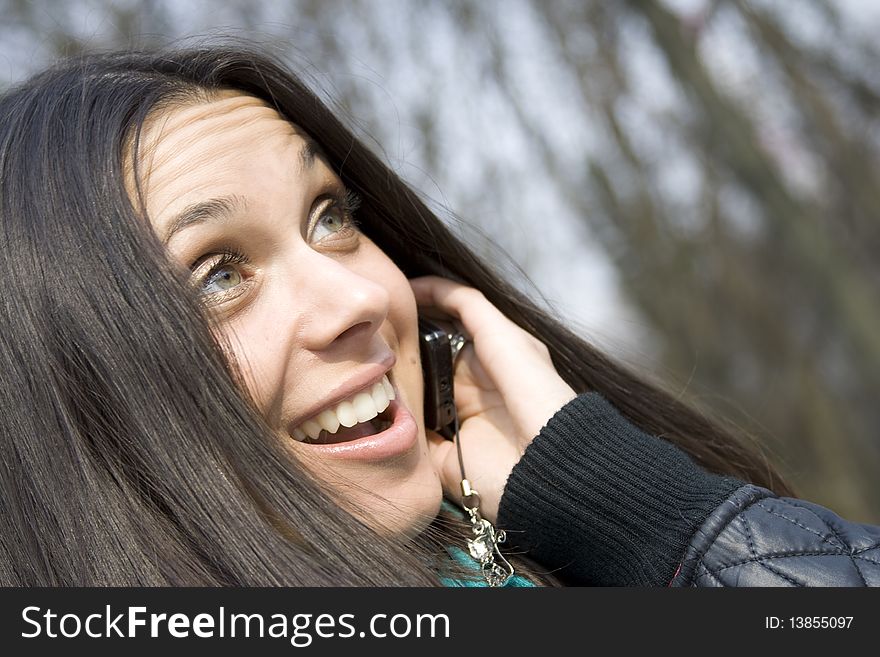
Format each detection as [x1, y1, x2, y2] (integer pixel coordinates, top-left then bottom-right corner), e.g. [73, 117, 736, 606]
[0, 45, 793, 586]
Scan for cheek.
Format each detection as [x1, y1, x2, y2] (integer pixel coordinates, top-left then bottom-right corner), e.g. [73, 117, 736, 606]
[374, 251, 419, 355]
[376, 256, 425, 414]
[388, 277, 418, 337]
[390, 292, 421, 386]
[213, 320, 289, 423]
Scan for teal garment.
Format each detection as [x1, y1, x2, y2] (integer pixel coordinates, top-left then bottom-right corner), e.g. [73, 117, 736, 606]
[439, 500, 537, 587]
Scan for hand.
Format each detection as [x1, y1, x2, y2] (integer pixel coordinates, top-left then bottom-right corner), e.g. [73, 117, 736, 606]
[408, 275, 577, 523]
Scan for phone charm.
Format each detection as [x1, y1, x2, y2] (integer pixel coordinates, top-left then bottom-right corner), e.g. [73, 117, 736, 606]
[452, 407, 515, 587]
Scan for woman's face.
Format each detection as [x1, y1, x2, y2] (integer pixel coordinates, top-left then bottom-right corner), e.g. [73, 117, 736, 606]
[135, 91, 442, 536]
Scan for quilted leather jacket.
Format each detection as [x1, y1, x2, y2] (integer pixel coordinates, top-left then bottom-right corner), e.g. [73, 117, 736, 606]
[669, 483, 880, 586]
[497, 392, 880, 586]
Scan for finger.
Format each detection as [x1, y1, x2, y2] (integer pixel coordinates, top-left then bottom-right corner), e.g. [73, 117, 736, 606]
[408, 275, 449, 307]
[410, 275, 530, 390]
[425, 429, 461, 503]
[411, 276, 576, 439]
[408, 276, 510, 346]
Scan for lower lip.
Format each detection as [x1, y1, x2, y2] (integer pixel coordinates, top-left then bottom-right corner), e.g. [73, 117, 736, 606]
[299, 395, 418, 462]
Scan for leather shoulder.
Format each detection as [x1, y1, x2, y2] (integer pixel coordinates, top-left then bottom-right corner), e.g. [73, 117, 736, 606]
[671, 484, 880, 586]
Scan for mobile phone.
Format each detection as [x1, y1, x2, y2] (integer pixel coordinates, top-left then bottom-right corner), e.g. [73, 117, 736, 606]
[418, 316, 458, 440]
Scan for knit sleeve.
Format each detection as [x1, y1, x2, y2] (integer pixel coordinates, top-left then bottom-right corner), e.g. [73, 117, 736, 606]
[495, 392, 744, 586]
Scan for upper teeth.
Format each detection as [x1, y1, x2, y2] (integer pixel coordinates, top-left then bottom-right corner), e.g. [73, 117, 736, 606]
[291, 374, 395, 442]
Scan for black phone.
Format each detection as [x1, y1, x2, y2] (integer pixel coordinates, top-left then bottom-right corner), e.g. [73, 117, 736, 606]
[418, 316, 458, 440]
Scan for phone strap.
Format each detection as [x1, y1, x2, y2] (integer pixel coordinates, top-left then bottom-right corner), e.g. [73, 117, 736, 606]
[449, 335, 515, 587]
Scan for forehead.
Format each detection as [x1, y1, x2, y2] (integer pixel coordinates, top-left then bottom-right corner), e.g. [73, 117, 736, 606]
[134, 91, 317, 220]
[140, 91, 296, 158]
[138, 89, 297, 154]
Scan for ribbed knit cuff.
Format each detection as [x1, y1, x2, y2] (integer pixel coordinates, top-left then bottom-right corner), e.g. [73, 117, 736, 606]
[496, 392, 744, 586]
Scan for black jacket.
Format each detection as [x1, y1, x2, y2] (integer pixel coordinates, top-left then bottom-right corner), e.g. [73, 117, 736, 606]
[497, 393, 880, 586]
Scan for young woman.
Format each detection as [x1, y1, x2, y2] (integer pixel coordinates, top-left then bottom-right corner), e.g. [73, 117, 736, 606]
[1, 45, 877, 587]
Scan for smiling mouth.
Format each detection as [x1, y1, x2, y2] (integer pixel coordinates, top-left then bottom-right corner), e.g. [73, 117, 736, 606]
[303, 407, 394, 444]
[289, 373, 397, 445]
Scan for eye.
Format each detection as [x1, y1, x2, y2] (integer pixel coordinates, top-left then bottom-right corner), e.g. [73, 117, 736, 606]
[190, 248, 251, 303]
[310, 189, 362, 243]
[204, 262, 242, 294]
[312, 204, 349, 242]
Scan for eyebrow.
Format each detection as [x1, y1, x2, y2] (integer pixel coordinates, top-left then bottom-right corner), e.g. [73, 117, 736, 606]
[161, 194, 247, 245]
[299, 136, 318, 171]
[161, 139, 320, 245]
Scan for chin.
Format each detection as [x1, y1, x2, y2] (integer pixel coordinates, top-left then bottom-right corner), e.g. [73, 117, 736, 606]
[364, 466, 444, 540]
[363, 363, 443, 539]
[337, 428, 443, 539]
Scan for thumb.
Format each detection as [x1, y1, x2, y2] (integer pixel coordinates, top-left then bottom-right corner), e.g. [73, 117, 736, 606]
[425, 430, 462, 504]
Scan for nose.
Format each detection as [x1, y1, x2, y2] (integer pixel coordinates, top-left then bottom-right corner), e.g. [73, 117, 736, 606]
[294, 251, 391, 353]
